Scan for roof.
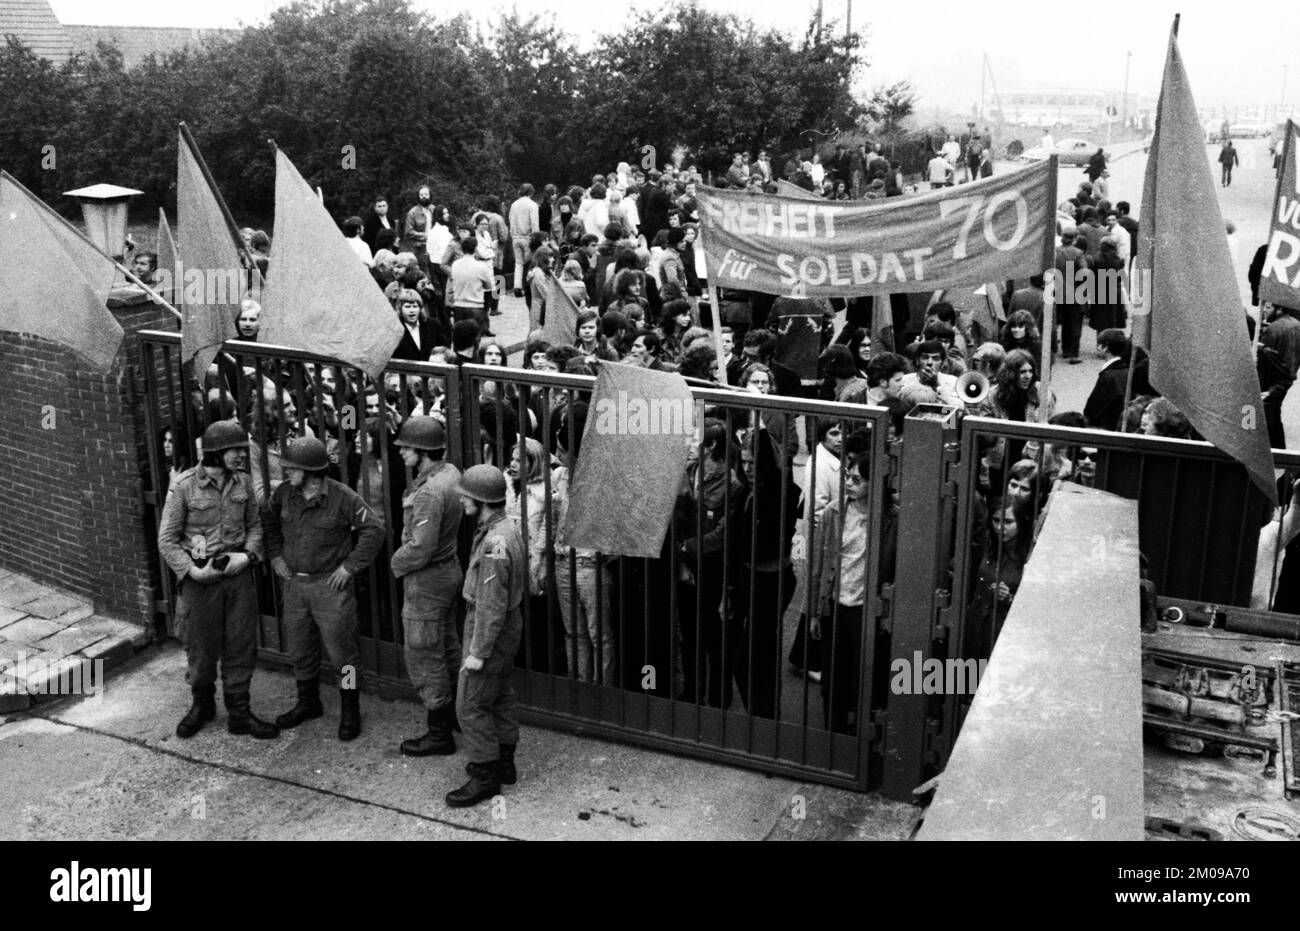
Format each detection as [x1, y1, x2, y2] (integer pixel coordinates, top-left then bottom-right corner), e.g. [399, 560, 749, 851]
[0, 0, 73, 61]
[64, 24, 236, 67]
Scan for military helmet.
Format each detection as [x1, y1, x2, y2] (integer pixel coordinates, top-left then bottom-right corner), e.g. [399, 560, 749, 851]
[202, 420, 248, 453]
[395, 416, 446, 451]
[282, 436, 329, 471]
[457, 464, 507, 504]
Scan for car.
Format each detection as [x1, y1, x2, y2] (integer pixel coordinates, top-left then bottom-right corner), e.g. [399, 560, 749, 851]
[1018, 137, 1099, 166]
[1229, 122, 1271, 139]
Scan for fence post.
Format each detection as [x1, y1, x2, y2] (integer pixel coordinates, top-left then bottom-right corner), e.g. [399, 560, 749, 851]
[881, 403, 962, 800]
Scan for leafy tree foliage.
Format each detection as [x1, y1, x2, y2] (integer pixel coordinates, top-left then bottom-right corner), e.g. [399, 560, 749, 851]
[0, 0, 864, 223]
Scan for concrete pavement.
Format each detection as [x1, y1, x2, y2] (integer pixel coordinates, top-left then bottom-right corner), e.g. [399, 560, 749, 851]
[0, 569, 917, 840]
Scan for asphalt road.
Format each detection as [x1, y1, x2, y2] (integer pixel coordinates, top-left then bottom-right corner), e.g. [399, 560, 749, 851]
[1042, 136, 1297, 444]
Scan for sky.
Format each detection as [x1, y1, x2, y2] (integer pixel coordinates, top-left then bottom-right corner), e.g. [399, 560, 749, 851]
[47, 0, 1297, 113]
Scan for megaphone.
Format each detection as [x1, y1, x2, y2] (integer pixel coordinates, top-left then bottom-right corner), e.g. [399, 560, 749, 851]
[956, 371, 990, 406]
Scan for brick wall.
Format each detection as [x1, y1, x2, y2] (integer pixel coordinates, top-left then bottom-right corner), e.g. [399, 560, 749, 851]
[0, 303, 178, 628]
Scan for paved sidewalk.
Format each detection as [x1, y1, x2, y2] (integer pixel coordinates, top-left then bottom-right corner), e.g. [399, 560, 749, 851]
[0, 569, 916, 841]
[0, 570, 151, 713]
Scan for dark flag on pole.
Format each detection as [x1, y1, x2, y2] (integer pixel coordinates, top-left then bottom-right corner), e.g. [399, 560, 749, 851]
[561, 362, 697, 558]
[1132, 21, 1277, 504]
[177, 129, 240, 378]
[259, 146, 403, 380]
[1259, 120, 1300, 311]
[0, 171, 124, 371]
[541, 274, 580, 348]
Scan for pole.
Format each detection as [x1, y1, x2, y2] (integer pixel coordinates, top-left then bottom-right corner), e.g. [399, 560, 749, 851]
[845, 0, 851, 45]
[710, 283, 727, 385]
[1122, 51, 1132, 130]
[179, 122, 260, 273]
[1122, 13, 1177, 430]
[1041, 269, 1055, 402]
[1, 170, 182, 321]
[979, 53, 987, 124]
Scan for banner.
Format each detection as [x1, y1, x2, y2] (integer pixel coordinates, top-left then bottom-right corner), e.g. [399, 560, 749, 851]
[696, 160, 1057, 297]
[561, 363, 696, 558]
[177, 129, 240, 377]
[1133, 23, 1275, 504]
[0, 172, 123, 371]
[1259, 120, 1300, 311]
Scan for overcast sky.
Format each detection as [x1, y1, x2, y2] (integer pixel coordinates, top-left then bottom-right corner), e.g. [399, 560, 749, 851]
[48, 0, 1296, 112]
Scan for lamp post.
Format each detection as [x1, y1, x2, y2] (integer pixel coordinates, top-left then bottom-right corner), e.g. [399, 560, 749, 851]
[63, 183, 142, 261]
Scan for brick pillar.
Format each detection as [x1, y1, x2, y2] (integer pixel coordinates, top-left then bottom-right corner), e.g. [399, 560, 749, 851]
[0, 301, 178, 628]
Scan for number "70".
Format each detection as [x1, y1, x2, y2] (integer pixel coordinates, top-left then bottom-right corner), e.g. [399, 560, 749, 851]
[938, 192, 1030, 259]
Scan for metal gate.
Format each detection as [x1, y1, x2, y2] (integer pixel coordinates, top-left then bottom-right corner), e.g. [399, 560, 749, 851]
[139, 331, 893, 791]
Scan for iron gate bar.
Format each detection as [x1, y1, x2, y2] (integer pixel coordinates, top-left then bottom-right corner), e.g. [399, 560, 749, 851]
[137, 330, 907, 790]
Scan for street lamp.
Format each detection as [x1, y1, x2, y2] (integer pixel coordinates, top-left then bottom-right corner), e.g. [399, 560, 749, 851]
[63, 183, 142, 260]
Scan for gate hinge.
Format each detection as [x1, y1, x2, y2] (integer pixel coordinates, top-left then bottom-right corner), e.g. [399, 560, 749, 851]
[933, 588, 953, 640]
[869, 709, 888, 750]
[875, 583, 894, 633]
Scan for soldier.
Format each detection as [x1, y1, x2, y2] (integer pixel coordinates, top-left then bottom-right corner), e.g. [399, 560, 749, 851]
[446, 464, 525, 808]
[157, 421, 279, 739]
[390, 417, 465, 756]
[263, 436, 385, 741]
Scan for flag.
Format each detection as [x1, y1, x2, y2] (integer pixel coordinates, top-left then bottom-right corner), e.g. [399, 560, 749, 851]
[1133, 24, 1276, 504]
[1259, 120, 1300, 310]
[177, 129, 240, 377]
[260, 148, 403, 380]
[0, 171, 123, 371]
[541, 274, 580, 347]
[562, 362, 697, 558]
[157, 207, 179, 303]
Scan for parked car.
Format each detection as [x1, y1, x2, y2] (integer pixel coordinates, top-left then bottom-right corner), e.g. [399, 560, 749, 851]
[1018, 137, 1097, 166]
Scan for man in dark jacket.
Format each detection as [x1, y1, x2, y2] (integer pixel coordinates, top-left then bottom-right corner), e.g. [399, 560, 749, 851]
[1218, 140, 1240, 187]
[638, 170, 673, 245]
[1084, 329, 1152, 430]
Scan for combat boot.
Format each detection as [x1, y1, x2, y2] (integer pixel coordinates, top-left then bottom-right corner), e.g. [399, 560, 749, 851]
[275, 676, 324, 729]
[446, 760, 501, 808]
[338, 687, 362, 742]
[175, 685, 216, 738]
[400, 706, 455, 756]
[225, 691, 281, 739]
[498, 743, 517, 785]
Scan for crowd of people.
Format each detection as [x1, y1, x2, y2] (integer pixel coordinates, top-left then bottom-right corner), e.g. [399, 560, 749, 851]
[149, 134, 1300, 779]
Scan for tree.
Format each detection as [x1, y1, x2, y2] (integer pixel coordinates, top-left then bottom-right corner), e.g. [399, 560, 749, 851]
[863, 81, 917, 136]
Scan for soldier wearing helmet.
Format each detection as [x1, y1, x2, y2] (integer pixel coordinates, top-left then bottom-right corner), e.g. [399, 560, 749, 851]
[157, 420, 278, 740]
[262, 434, 385, 741]
[446, 463, 525, 808]
[389, 416, 466, 757]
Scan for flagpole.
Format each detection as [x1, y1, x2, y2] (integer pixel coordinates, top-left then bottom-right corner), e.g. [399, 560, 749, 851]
[1120, 14, 1178, 430]
[710, 283, 727, 384]
[180, 122, 260, 271]
[1, 170, 182, 321]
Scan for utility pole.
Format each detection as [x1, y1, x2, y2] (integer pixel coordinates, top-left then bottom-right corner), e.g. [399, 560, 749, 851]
[1121, 51, 1131, 130]
[815, 0, 823, 42]
[846, 0, 852, 46]
[979, 53, 987, 123]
